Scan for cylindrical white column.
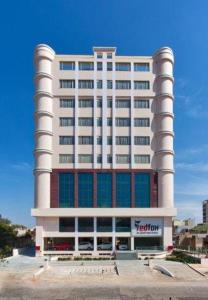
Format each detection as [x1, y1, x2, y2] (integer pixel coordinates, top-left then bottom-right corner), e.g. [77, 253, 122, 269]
[34, 44, 55, 209]
[153, 47, 174, 208]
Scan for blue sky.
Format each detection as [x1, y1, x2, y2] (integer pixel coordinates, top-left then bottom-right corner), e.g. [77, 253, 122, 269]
[0, 0, 208, 227]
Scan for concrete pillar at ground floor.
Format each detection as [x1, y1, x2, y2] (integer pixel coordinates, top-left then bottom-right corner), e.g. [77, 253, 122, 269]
[131, 236, 134, 251]
[163, 217, 173, 250]
[75, 217, 79, 252]
[35, 226, 44, 256]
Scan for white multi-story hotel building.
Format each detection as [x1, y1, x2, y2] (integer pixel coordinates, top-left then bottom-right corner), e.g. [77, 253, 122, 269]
[32, 44, 176, 256]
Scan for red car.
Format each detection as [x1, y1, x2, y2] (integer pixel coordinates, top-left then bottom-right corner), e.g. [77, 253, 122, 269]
[52, 242, 73, 251]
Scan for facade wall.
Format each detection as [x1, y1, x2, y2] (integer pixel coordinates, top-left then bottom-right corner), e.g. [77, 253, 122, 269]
[32, 45, 176, 255]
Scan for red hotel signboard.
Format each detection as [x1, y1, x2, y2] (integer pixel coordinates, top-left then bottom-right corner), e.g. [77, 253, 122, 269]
[131, 218, 163, 237]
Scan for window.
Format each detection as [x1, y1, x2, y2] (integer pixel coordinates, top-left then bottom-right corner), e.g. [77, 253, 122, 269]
[59, 117, 74, 126]
[107, 98, 112, 108]
[116, 218, 131, 232]
[60, 80, 75, 88]
[134, 81, 150, 90]
[97, 117, 102, 126]
[134, 118, 150, 127]
[97, 53, 102, 59]
[134, 99, 149, 108]
[59, 173, 74, 208]
[59, 154, 74, 164]
[79, 62, 94, 71]
[60, 62, 75, 70]
[97, 80, 102, 89]
[78, 174, 93, 207]
[116, 63, 131, 71]
[78, 217, 94, 232]
[59, 136, 74, 145]
[116, 80, 131, 89]
[78, 154, 93, 163]
[97, 218, 112, 232]
[79, 98, 93, 107]
[116, 155, 130, 164]
[78, 80, 94, 89]
[97, 173, 112, 208]
[116, 99, 130, 108]
[97, 62, 102, 71]
[107, 53, 112, 59]
[107, 80, 113, 89]
[116, 173, 131, 207]
[116, 136, 130, 145]
[135, 173, 150, 207]
[134, 63, 150, 72]
[116, 118, 130, 127]
[134, 136, 150, 145]
[59, 218, 75, 232]
[135, 155, 150, 164]
[107, 136, 112, 145]
[107, 118, 112, 126]
[60, 98, 75, 108]
[107, 62, 112, 71]
[97, 136, 102, 145]
[97, 155, 102, 163]
[107, 155, 112, 163]
[79, 136, 93, 145]
[79, 118, 93, 126]
[97, 98, 102, 107]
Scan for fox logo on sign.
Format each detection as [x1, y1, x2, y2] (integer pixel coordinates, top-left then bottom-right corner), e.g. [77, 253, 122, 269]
[132, 218, 162, 237]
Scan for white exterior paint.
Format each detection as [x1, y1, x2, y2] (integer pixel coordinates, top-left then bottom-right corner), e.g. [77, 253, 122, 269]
[33, 45, 176, 256]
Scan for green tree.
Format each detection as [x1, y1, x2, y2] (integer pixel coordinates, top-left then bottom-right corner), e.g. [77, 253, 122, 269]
[0, 220, 17, 249]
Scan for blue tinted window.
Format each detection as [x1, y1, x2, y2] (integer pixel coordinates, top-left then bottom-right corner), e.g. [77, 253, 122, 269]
[135, 173, 150, 207]
[78, 173, 93, 207]
[97, 173, 112, 208]
[116, 173, 131, 207]
[59, 173, 74, 208]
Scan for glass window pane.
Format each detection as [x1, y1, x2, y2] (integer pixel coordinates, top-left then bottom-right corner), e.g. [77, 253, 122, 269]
[59, 136, 74, 145]
[59, 218, 75, 232]
[60, 80, 75, 88]
[135, 173, 150, 207]
[116, 218, 131, 232]
[134, 81, 150, 90]
[134, 136, 150, 145]
[134, 63, 150, 72]
[134, 99, 149, 108]
[116, 80, 131, 89]
[79, 62, 94, 71]
[78, 173, 93, 207]
[60, 117, 74, 126]
[79, 98, 94, 107]
[59, 154, 74, 163]
[60, 62, 75, 70]
[97, 62, 102, 70]
[97, 173, 112, 208]
[78, 80, 94, 89]
[116, 173, 131, 207]
[79, 118, 93, 126]
[59, 173, 74, 208]
[78, 155, 93, 163]
[134, 118, 150, 127]
[78, 218, 94, 232]
[60, 98, 75, 108]
[116, 63, 131, 71]
[97, 218, 112, 232]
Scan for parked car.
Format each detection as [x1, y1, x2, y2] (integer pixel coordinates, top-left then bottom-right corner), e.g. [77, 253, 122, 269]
[97, 242, 112, 250]
[52, 242, 73, 251]
[78, 242, 93, 250]
[118, 244, 128, 251]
